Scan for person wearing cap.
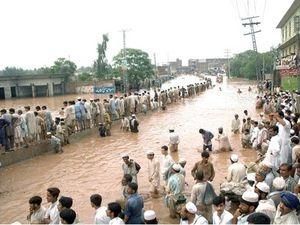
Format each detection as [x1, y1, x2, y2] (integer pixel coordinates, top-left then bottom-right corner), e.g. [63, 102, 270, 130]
[165, 163, 185, 218]
[144, 210, 158, 224]
[255, 199, 276, 224]
[191, 151, 215, 182]
[191, 170, 214, 223]
[74, 98, 83, 132]
[169, 129, 180, 152]
[246, 173, 256, 191]
[274, 191, 300, 224]
[215, 127, 232, 152]
[212, 195, 233, 225]
[232, 191, 259, 224]
[180, 202, 208, 225]
[226, 154, 246, 183]
[279, 163, 296, 192]
[122, 154, 140, 184]
[147, 151, 160, 195]
[129, 114, 139, 133]
[254, 182, 270, 201]
[267, 177, 285, 208]
[231, 114, 241, 134]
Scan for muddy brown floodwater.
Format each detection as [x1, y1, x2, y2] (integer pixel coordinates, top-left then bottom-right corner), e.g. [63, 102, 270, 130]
[0, 76, 259, 224]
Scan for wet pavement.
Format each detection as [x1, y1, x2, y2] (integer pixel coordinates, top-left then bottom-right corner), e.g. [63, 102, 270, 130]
[0, 76, 258, 223]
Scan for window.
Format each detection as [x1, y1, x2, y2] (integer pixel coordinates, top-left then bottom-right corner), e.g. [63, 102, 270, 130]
[294, 16, 300, 33]
[289, 21, 292, 37]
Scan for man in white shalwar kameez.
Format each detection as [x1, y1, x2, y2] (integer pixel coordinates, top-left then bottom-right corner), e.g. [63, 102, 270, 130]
[263, 125, 281, 171]
[274, 112, 291, 165]
[161, 145, 174, 186]
[24, 106, 37, 143]
[146, 151, 160, 194]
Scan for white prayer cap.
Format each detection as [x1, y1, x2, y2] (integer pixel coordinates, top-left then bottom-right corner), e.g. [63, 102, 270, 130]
[46, 132, 52, 135]
[10, 222, 22, 225]
[230, 154, 239, 162]
[247, 173, 256, 182]
[131, 114, 136, 117]
[179, 158, 186, 164]
[261, 159, 273, 169]
[144, 210, 156, 220]
[260, 112, 264, 116]
[185, 202, 197, 214]
[146, 150, 154, 155]
[77, 96, 81, 100]
[90, 98, 94, 101]
[256, 182, 270, 193]
[290, 129, 295, 135]
[242, 191, 259, 203]
[255, 200, 276, 222]
[172, 163, 181, 172]
[272, 177, 285, 190]
[121, 153, 129, 158]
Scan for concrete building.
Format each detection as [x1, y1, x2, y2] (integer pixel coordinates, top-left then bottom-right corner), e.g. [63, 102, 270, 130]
[276, 0, 300, 90]
[169, 58, 182, 74]
[0, 74, 66, 99]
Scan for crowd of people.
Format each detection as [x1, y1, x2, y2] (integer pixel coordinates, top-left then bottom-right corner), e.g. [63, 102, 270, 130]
[0, 81, 211, 154]
[5, 78, 300, 225]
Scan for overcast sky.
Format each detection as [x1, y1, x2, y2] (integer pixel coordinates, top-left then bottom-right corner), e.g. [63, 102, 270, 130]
[0, 0, 294, 69]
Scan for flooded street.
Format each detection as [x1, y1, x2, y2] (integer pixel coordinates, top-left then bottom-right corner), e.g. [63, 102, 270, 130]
[0, 76, 258, 223]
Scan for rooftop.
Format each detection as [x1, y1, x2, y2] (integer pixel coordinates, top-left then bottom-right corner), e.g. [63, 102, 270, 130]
[277, 0, 300, 28]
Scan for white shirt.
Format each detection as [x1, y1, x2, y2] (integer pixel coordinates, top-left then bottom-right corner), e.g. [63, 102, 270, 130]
[94, 206, 111, 224]
[227, 162, 246, 183]
[213, 210, 233, 225]
[109, 217, 125, 225]
[30, 206, 46, 224]
[180, 215, 208, 225]
[44, 201, 60, 225]
[161, 154, 174, 175]
[231, 118, 240, 131]
[263, 135, 281, 170]
[274, 207, 299, 224]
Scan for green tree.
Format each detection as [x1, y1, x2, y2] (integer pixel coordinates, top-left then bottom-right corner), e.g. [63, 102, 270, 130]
[51, 58, 77, 77]
[113, 48, 154, 90]
[94, 34, 110, 79]
[230, 49, 275, 80]
[2, 67, 26, 76]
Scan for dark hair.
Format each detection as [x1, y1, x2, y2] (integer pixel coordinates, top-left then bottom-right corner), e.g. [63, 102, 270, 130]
[42, 106, 47, 110]
[270, 125, 279, 134]
[145, 218, 158, 224]
[123, 174, 133, 183]
[247, 212, 270, 224]
[128, 182, 138, 192]
[161, 145, 168, 151]
[34, 111, 38, 116]
[278, 111, 284, 118]
[1, 109, 7, 113]
[291, 136, 300, 144]
[60, 208, 76, 224]
[29, 196, 42, 205]
[195, 170, 204, 181]
[59, 196, 73, 209]
[199, 128, 204, 134]
[47, 187, 60, 199]
[280, 163, 292, 171]
[213, 196, 225, 206]
[107, 202, 122, 217]
[35, 106, 41, 111]
[90, 194, 102, 207]
[9, 108, 15, 113]
[201, 151, 210, 158]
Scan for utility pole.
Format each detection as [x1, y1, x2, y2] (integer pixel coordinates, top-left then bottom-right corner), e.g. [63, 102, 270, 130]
[242, 16, 261, 82]
[120, 29, 130, 92]
[224, 49, 231, 78]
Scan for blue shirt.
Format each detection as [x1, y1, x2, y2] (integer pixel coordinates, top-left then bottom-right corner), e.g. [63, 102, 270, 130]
[124, 193, 144, 224]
